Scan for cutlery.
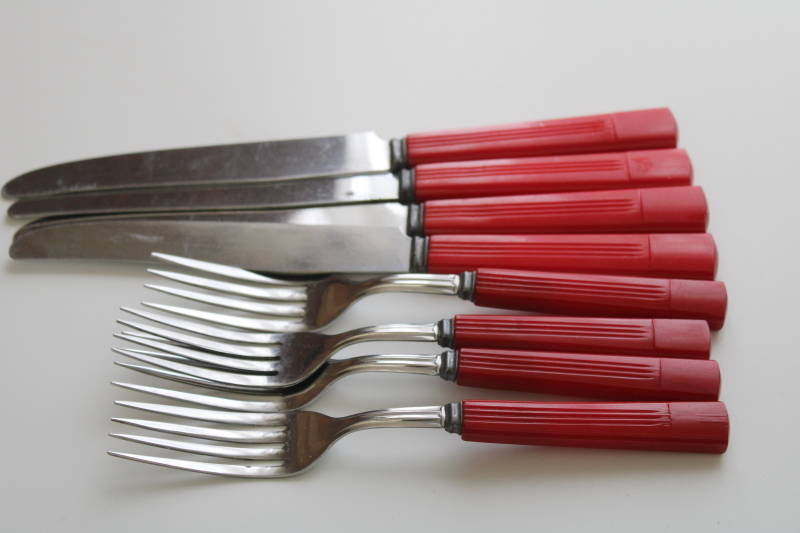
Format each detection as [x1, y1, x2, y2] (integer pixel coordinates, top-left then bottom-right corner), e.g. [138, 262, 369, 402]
[7, 149, 692, 218]
[107, 400, 729, 477]
[4, 108, 677, 198]
[141, 253, 727, 330]
[112, 343, 721, 402]
[9, 207, 718, 278]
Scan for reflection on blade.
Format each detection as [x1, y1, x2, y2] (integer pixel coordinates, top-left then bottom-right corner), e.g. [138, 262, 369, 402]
[3, 132, 391, 199]
[9, 208, 414, 274]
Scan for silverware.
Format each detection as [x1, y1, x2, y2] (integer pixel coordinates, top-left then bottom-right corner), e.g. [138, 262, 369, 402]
[138, 252, 727, 331]
[4, 108, 676, 199]
[7, 149, 692, 219]
[107, 399, 729, 477]
[9, 207, 718, 279]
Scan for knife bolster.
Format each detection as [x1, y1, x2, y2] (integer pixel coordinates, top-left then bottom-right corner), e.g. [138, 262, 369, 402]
[390, 138, 408, 171]
[397, 168, 416, 204]
[410, 236, 429, 273]
[407, 204, 425, 237]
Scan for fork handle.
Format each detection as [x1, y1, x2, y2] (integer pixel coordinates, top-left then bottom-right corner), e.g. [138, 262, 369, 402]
[449, 316, 711, 359]
[467, 269, 727, 329]
[415, 186, 707, 235]
[423, 233, 717, 280]
[410, 149, 691, 202]
[455, 349, 720, 401]
[458, 400, 729, 454]
[405, 108, 677, 165]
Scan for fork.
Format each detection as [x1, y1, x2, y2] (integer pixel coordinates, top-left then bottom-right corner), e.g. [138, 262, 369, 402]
[114, 314, 713, 389]
[142, 253, 727, 331]
[112, 345, 721, 404]
[108, 400, 730, 477]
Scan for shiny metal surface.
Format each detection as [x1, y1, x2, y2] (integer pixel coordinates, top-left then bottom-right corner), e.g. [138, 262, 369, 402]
[109, 405, 446, 478]
[3, 132, 391, 199]
[114, 314, 443, 387]
[141, 252, 461, 331]
[7, 173, 402, 219]
[9, 205, 415, 273]
[112, 351, 446, 409]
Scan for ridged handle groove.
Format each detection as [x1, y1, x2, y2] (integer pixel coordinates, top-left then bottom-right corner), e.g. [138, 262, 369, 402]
[452, 315, 711, 359]
[461, 400, 728, 453]
[472, 269, 727, 329]
[413, 149, 692, 201]
[406, 108, 677, 165]
[421, 186, 707, 235]
[426, 233, 717, 280]
[456, 348, 720, 401]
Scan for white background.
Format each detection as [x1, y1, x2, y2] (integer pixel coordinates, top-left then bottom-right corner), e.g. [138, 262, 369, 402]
[1, 2, 798, 531]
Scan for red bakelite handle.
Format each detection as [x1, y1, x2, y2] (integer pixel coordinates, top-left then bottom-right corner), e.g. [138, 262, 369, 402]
[456, 348, 720, 401]
[426, 233, 717, 280]
[460, 400, 728, 454]
[452, 316, 710, 359]
[421, 186, 707, 235]
[406, 108, 677, 166]
[472, 269, 727, 329]
[413, 149, 692, 202]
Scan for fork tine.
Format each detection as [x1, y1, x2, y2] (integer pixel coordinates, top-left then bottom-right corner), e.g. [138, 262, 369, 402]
[122, 307, 297, 340]
[108, 451, 287, 477]
[114, 361, 282, 393]
[135, 303, 307, 333]
[113, 337, 280, 371]
[114, 348, 281, 388]
[115, 401, 286, 425]
[116, 321, 282, 357]
[148, 269, 307, 301]
[112, 418, 287, 443]
[109, 434, 286, 461]
[152, 252, 302, 286]
[144, 285, 307, 317]
[112, 382, 283, 412]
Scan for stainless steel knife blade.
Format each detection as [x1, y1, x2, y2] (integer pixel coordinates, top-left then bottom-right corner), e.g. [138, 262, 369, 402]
[2, 132, 392, 199]
[7, 173, 402, 219]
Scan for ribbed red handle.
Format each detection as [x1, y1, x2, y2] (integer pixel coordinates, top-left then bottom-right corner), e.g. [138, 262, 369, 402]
[421, 186, 707, 235]
[406, 108, 677, 165]
[460, 400, 728, 454]
[452, 316, 711, 359]
[426, 233, 717, 280]
[456, 349, 720, 401]
[413, 149, 692, 201]
[472, 269, 727, 329]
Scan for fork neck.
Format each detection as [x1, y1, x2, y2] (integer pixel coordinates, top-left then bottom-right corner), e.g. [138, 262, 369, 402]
[353, 273, 473, 300]
[332, 405, 447, 440]
[326, 321, 446, 352]
[325, 351, 456, 384]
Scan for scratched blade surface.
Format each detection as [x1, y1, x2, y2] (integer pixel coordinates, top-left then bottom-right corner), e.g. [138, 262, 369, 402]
[2, 132, 391, 199]
[7, 173, 401, 219]
[9, 205, 413, 273]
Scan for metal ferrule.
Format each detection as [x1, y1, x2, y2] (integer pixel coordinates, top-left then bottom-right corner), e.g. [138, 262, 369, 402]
[435, 318, 455, 348]
[389, 138, 408, 171]
[443, 402, 463, 435]
[406, 204, 425, 237]
[457, 272, 477, 301]
[437, 350, 458, 383]
[397, 168, 416, 204]
[409, 236, 429, 273]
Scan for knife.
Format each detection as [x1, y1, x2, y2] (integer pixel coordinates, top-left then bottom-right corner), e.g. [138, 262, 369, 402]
[9, 207, 717, 279]
[7, 149, 693, 219]
[2, 108, 677, 199]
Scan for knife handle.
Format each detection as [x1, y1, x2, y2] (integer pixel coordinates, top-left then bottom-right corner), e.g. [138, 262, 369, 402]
[424, 233, 717, 280]
[405, 108, 677, 166]
[412, 149, 692, 202]
[458, 400, 729, 454]
[468, 269, 727, 329]
[450, 316, 711, 359]
[416, 186, 708, 235]
[455, 348, 720, 401]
